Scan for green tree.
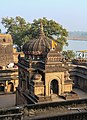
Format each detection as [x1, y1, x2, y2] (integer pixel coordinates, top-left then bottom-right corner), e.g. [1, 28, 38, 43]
[1, 17, 68, 51]
[62, 50, 75, 61]
[1, 16, 31, 51]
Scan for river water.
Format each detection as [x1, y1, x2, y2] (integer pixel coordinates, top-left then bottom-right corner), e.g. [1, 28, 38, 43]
[63, 40, 87, 52]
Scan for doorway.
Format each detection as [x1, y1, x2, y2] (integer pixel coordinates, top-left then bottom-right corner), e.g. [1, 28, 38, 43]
[7, 82, 14, 92]
[50, 79, 58, 94]
[0, 83, 4, 92]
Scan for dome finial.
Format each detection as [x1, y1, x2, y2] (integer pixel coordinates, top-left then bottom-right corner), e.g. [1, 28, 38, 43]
[40, 19, 45, 36]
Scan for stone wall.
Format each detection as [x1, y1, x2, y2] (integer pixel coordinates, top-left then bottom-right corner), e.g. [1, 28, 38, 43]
[13, 48, 24, 63]
[0, 107, 23, 120]
[0, 69, 18, 93]
[70, 66, 87, 92]
[0, 34, 13, 67]
[0, 44, 13, 67]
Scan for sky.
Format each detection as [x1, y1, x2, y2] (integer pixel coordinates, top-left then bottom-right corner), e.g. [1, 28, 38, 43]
[0, 0, 87, 32]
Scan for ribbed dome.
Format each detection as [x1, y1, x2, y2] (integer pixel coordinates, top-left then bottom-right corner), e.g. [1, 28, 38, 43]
[23, 36, 52, 55]
[22, 22, 61, 55]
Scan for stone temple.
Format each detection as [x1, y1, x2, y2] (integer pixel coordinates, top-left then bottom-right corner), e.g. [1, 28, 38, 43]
[16, 22, 74, 105]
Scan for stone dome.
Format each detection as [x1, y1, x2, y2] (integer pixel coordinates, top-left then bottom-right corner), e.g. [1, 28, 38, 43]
[22, 22, 61, 55]
[23, 36, 52, 55]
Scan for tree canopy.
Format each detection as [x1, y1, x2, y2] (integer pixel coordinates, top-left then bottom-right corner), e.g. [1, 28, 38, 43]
[1, 16, 31, 50]
[62, 50, 75, 61]
[1, 16, 68, 51]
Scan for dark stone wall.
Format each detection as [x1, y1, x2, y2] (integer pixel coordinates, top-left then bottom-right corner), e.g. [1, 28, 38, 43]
[0, 98, 87, 120]
[0, 107, 23, 120]
[16, 88, 28, 105]
[29, 112, 87, 120]
[70, 66, 87, 92]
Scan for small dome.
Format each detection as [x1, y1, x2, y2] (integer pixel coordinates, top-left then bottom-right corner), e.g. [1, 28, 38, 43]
[33, 73, 42, 80]
[23, 36, 61, 55]
[22, 21, 61, 55]
[23, 36, 52, 55]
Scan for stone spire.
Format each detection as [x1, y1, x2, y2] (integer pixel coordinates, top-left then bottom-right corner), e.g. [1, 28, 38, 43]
[39, 20, 45, 37]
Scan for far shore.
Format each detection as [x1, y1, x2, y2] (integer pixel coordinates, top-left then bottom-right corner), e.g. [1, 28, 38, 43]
[67, 37, 87, 41]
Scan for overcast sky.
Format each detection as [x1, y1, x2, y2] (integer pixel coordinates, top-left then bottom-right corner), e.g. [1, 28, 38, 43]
[0, 0, 87, 32]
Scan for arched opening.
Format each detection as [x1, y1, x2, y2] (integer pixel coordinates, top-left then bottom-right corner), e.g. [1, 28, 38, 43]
[0, 83, 5, 92]
[0, 66, 3, 70]
[7, 82, 14, 92]
[50, 79, 58, 94]
[3, 38, 6, 42]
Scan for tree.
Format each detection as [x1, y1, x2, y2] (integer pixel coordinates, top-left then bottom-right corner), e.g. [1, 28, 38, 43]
[1, 17, 68, 51]
[1, 16, 31, 51]
[62, 50, 75, 61]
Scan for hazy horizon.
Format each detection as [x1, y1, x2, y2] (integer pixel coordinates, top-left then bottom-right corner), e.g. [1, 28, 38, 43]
[0, 0, 87, 32]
